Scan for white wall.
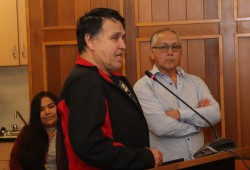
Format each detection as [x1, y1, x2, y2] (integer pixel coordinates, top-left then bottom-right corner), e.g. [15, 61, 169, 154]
[0, 66, 29, 131]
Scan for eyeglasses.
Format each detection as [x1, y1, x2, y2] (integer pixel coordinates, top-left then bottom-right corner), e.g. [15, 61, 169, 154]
[151, 45, 182, 53]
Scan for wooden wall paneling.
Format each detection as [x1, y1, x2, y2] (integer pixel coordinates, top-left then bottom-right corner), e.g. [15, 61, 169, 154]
[135, 0, 221, 26]
[107, 0, 122, 12]
[42, 41, 77, 97]
[152, 0, 169, 22]
[41, 0, 58, 27]
[58, 0, 75, 26]
[169, 0, 186, 21]
[90, 0, 107, 8]
[237, 0, 250, 18]
[221, 0, 237, 143]
[238, 21, 250, 33]
[235, 33, 250, 147]
[234, 0, 250, 21]
[180, 40, 188, 71]
[138, 23, 220, 38]
[137, 0, 152, 23]
[205, 0, 219, 19]
[204, 38, 222, 140]
[187, 39, 206, 80]
[59, 45, 78, 89]
[124, 0, 137, 84]
[187, 0, 204, 20]
[204, 39, 220, 105]
[136, 38, 152, 79]
[235, 33, 241, 147]
[74, 0, 90, 23]
[44, 29, 76, 42]
[28, 0, 45, 99]
[238, 36, 250, 147]
[44, 46, 61, 97]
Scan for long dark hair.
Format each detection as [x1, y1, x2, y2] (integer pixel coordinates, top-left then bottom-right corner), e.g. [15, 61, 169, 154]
[18, 91, 58, 170]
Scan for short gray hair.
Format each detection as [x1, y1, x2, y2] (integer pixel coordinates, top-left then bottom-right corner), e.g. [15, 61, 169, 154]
[150, 28, 181, 47]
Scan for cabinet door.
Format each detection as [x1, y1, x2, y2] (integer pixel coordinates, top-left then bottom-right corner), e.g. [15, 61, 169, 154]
[17, 0, 28, 65]
[0, 161, 10, 170]
[0, 0, 19, 66]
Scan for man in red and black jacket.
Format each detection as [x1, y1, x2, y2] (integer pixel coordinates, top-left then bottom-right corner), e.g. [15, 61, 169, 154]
[57, 8, 163, 170]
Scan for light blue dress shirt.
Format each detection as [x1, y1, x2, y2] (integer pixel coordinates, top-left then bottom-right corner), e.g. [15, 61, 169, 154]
[134, 65, 221, 162]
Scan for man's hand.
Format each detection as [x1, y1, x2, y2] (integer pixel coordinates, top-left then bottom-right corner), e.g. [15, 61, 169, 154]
[165, 110, 180, 120]
[149, 148, 163, 168]
[198, 98, 211, 107]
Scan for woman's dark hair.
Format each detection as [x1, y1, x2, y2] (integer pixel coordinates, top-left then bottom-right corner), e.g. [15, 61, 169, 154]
[76, 7, 125, 54]
[18, 91, 58, 170]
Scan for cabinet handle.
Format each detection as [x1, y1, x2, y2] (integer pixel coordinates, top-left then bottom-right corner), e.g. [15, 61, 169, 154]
[21, 43, 25, 58]
[12, 44, 16, 59]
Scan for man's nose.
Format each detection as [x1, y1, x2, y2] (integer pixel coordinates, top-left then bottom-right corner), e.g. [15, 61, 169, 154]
[120, 39, 126, 49]
[167, 47, 173, 55]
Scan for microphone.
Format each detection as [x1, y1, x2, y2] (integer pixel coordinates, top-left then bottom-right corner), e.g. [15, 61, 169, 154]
[145, 70, 236, 158]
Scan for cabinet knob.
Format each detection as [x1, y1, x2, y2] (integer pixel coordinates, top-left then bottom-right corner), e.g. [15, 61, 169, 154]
[21, 43, 25, 58]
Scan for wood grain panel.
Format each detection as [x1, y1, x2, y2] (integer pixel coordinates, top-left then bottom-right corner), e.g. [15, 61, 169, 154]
[187, 39, 205, 80]
[152, 0, 169, 22]
[205, 0, 219, 19]
[137, 0, 152, 22]
[169, 0, 186, 21]
[136, 39, 152, 78]
[42, 0, 58, 27]
[187, 0, 204, 20]
[237, 0, 250, 18]
[59, 46, 78, 92]
[44, 29, 76, 41]
[135, 0, 221, 26]
[45, 46, 61, 97]
[180, 40, 188, 71]
[138, 23, 220, 37]
[107, 0, 121, 12]
[58, 0, 75, 26]
[42, 42, 77, 97]
[205, 39, 220, 102]
[28, 0, 45, 98]
[91, 0, 106, 8]
[235, 35, 250, 147]
[238, 21, 250, 33]
[74, 0, 90, 24]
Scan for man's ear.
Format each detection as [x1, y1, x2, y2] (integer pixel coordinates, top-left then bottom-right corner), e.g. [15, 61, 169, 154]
[149, 48, 155, 60]
[85, 34, 95, 50]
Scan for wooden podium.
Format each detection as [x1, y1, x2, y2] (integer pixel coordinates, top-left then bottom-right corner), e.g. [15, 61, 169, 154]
[151, 147, 250, 170]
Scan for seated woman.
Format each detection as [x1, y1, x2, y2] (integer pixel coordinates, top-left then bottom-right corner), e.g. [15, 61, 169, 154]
[9, 91, 60, 170]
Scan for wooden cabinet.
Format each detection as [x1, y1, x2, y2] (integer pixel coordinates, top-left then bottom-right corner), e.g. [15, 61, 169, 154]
[0, 0, 28, 66]
[0, 161, 9, 170]
[0, 142, 13, 170]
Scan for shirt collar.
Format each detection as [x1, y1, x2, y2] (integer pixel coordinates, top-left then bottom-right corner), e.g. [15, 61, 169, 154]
[151, 65, 185, 77]
[76, 56, 123, 83]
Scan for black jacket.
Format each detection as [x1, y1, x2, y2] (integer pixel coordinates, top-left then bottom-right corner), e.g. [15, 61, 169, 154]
[57, 57, 155, 170]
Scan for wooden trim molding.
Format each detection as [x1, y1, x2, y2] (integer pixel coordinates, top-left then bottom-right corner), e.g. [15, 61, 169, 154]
[234, 0, 250, 21]
[136, 35, 225, 137]
[42, 41, 77, 90]
[234, 33, 250, 147]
